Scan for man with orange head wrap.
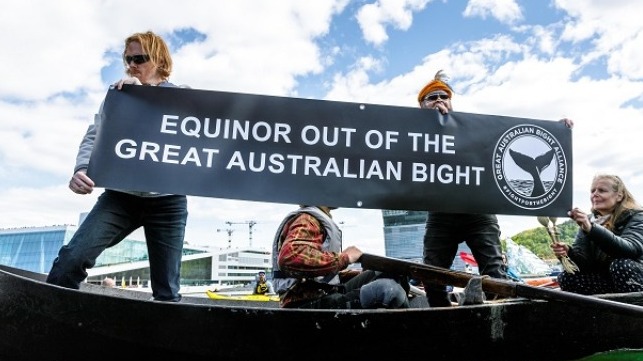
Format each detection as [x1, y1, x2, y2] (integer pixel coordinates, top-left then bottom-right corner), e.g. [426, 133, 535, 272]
[416, 71, 574, 307]
[417, 70, 508, 307]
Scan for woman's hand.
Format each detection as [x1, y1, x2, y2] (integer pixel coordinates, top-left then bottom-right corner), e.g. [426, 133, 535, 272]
[568, 207, 592, 233]
[68, 170, 95, 194]
[550, 242, 569, 257]
[560, 118, 574, 128]
[113, 77, 142, 90]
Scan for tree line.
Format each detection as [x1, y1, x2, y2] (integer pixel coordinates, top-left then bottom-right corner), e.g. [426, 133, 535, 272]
[505, 219, 579, 260]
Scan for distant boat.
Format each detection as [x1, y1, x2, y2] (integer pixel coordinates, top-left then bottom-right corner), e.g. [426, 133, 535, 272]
[205, 290, 279, 302]
[523, 276, 559, 288]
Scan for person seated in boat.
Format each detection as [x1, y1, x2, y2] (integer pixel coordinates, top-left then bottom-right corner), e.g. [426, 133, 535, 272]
[271, 205, 410, 309]
[101, 277, 116, 287]
[252, 271, 275, 295]
[551, 174, 643, 294]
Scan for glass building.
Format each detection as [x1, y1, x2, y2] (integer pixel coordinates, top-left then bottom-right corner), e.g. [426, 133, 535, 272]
[382, 210, 427, 263]
[0, 224, 271, 287]
[0, 225, 77, 274]
[381, 210, 472, 272]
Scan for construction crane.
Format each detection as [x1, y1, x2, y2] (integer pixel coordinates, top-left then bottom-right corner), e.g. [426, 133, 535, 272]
[216, 227, 234, 249]
[225, 220, 258, 247]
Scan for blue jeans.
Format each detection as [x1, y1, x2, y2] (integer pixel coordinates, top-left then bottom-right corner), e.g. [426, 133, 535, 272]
[359, 278, 409, 308]
[291, 270, 409, 309]
[46, 190, 188, 301]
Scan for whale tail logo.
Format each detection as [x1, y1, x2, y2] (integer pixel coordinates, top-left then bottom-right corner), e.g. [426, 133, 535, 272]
[494, 124, 567, 210]
[508, 148, 555, 197]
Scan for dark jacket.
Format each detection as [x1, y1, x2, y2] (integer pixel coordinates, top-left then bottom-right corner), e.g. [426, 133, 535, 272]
[568, 209, 643, 272]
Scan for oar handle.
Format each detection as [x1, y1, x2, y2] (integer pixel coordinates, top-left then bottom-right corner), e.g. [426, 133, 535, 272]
[360, 253, 516, 294]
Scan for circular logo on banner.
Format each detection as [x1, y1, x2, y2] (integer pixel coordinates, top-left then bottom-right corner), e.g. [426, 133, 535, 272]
[492, 124, 567, 210]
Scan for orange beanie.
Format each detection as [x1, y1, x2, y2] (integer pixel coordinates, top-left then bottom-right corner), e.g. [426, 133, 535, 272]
[417, 70, 453, 104]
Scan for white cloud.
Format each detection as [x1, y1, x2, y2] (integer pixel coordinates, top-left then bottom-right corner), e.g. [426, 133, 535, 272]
[356, 0, 430, 46]
[463, 0, 523, 24]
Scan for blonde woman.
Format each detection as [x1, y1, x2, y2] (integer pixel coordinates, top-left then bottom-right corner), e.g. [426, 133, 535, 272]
[46, 31, 187, 302]
[551, 174, 643, 294]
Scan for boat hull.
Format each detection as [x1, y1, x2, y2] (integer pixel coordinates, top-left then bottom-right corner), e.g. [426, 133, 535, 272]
[1, 264, 642, 361]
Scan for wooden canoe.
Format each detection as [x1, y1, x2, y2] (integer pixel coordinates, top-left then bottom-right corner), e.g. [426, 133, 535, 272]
[1, 263, 642, 361]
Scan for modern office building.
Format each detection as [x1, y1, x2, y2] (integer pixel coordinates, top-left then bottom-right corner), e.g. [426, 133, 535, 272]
[382, 210, 426, 263]
[381, 210, 472, 271]
[0, 224, 271, 288]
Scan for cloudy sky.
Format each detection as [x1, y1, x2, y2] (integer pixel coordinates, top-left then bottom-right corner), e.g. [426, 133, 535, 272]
[1, 0, 642, 255]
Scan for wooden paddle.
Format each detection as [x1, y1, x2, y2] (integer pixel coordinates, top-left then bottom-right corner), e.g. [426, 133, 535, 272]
[359, 253, 643, 317]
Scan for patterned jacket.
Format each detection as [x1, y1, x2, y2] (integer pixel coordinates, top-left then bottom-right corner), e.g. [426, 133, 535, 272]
[271, 206, 346, 307]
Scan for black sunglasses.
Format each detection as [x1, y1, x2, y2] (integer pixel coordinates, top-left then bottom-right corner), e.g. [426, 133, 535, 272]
[424, 94, 450, 102]
[124, 54, 150, 65]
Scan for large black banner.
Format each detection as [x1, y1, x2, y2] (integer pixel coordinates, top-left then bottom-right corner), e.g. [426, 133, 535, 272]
[88, 85, 573, 216]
